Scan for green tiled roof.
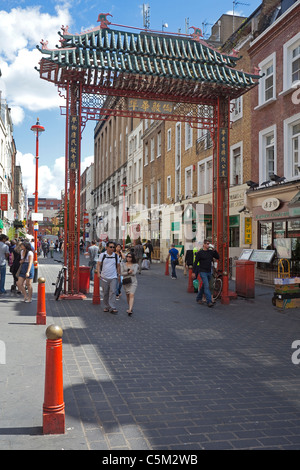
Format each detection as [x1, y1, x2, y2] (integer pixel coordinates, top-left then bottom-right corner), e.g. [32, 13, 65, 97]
[37, 27, 259, 100]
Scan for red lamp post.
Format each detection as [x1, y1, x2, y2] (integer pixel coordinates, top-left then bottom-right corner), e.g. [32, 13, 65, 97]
[30, 118, 45, 282]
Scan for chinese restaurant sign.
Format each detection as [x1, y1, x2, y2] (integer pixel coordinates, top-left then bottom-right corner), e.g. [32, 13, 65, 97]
[244, 217, 252, 245]
[128, 98, 174, 114]
[69, 116, 80, 170]
[219, 128, 228, 178]
[0, 194, 8, 211]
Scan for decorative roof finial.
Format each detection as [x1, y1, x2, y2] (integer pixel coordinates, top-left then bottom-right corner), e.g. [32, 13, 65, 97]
[97, 13, 112, 29]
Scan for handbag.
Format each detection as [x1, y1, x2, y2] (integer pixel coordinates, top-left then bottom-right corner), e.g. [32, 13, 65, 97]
[123, 277, 132, 285]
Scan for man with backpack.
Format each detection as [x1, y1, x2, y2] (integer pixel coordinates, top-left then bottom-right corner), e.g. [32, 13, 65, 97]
[96, 241, 120, 314]
[133, 239, 144, 274]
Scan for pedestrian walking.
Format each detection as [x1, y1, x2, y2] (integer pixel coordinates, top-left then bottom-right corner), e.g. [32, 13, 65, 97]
[49, 240, 55, 258]
[96, 241, 120, 314]
[167, 243, 179, 279]
[133, 238, 144, 274]
[10, 241, 22, 293]
[115, 243, 125, 300]
[145, 240, 153, 263]
[42, 239, 49, 258]
[17, 241, 34, 302]
[88, 240, 99, 280]
[192, 239, 219, 308]
[0, 234, 9, 294]
[120, 252, 138, 316]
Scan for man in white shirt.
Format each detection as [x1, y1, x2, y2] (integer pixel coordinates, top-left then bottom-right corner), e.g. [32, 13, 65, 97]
[96, 241, 120, 314]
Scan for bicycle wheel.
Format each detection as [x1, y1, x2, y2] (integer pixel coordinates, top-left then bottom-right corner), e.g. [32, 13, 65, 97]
[55, 276, 64, 301]
[213, 277, 222, 301]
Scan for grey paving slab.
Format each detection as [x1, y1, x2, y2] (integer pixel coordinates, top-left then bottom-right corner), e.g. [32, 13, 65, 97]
[0, 253, 300, 450]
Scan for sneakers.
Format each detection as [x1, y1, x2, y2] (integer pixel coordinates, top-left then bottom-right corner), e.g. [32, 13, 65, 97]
[207, 302, 214, 308]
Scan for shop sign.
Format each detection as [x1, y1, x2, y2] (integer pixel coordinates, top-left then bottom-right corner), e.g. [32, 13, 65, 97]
[244, 217, 252, 245]
[0, 194, 8, 211]
[262, 197, 280, 212]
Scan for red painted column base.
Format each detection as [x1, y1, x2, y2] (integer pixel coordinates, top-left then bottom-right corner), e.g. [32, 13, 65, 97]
[187, 267, 194, 293]
[43, 408, 65, 435]
[36, 313, 46, 325]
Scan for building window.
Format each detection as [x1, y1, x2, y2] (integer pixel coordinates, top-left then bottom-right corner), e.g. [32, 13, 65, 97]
[230, 142, 242, 186]
[157, 131, 161, 157]
[167, 129, 171, 151]
[284, 113, 300, 180]
[167, 175, 171, 199]
[150, 183, 155, 205]
[157, 179, 161, 205]
[144, 186, 148, 208]
[259, 125, 276, 184]
[197, 156, 213, 195]
[144, 142, 148, 166]
[231, 96, 243, 121]
[258, 53, 276, 105]
[185, 119, 192, 150]
[185, 166, 193, 198]
[283, 32, 300, 92]
[150, 138, 154, 162]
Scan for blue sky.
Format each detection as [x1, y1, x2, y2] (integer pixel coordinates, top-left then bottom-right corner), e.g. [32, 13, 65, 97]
[0, 0, 262, 197]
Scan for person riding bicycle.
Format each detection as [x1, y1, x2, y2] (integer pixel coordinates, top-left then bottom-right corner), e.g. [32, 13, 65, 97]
[192, 239, 219, 308]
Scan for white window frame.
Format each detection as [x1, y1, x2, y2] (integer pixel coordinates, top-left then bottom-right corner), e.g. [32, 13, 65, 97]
[284, 112, 300, 180]
[150, 137, 154, 162]
[197, 156, 213, 196]
[157, 131, 161, 158]
[185, 119, 193, 150]
[282, 32, 300, 94]
[167, 175, 171, 198]
[230, 141, 243, 186]
[144, 142, 148, 166]
[167, 128, 171, 151]
[259, 125, 277, 185]
[231, 96, 243, 122]
[185, 165, 193, 198]
[257, 53, 276, 107]
[157, 179, 161, 205]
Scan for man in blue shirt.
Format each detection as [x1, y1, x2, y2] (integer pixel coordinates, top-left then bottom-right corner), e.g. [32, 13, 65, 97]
[168, 244, 179, 279]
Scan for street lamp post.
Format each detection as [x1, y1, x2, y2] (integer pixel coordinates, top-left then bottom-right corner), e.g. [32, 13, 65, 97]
[30, 118, 45, 282]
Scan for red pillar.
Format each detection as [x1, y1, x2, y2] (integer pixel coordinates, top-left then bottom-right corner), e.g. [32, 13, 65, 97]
[93, 273, 101, 304]
[43, 325, 65, 435]
[36, 277, 46, 325]
[187, 267, 194, 293]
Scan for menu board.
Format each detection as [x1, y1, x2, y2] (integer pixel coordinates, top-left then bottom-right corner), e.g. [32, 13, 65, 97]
[239, 249, 253, 260]
[249, 250, 275, 263]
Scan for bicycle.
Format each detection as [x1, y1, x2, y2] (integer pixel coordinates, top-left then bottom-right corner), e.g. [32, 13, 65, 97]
[52, 260, 67, 300]
[211, 269, 223, 301]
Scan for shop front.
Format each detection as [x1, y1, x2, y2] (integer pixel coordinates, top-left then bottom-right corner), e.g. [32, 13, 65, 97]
[251, 189, 300, 284]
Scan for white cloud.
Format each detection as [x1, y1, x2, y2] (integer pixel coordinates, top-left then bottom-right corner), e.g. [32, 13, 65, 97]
[16, 151, 94, 199]
[10, 106, 25, 126]
[0, 5, 72, 120]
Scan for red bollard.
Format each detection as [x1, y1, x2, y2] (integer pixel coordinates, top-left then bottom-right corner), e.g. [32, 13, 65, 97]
[165, 258, 169, 276]
[93, 272, 100, 304]
[36, 277, 46, 325]
[43, 325, 65, 435]
[187, 267, 194, 293]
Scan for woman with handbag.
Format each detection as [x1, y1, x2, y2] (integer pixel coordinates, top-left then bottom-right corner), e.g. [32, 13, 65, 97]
[120, 252, 138, 316]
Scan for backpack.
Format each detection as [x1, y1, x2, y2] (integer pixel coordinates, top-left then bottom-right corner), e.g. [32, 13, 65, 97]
[100, 253, 118, 272]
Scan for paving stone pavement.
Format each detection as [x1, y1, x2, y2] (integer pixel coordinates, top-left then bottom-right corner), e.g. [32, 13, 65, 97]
[1, 253, 300, 450]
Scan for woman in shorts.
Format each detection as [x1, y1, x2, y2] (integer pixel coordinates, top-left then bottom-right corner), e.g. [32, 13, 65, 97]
[120, 252, 138, 316]
[17, 241, 34, 302]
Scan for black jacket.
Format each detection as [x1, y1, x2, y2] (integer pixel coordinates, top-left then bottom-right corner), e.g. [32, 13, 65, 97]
[193, 249, 219, 274]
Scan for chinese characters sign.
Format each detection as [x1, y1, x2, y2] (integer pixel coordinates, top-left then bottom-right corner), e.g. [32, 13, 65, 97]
[128, 99, 174, 115]
[244, 217, 252, 245]
[69, 116, 80, 170]
[219, 128, 228, 178]
[0, 194, 8, 211]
